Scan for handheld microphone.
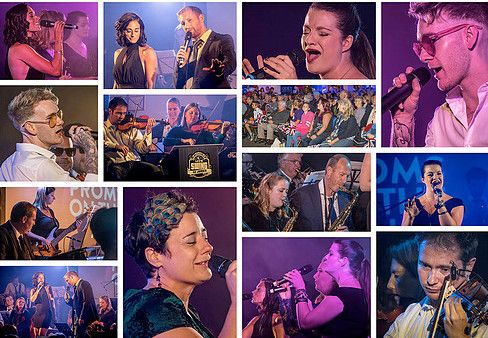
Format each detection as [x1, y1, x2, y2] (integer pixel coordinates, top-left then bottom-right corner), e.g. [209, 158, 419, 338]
[245, 49, 305, 79]
[63, 124, 97, 140]
[209, 255, 233, 278]
[273, 264, 313, 287]
[269, 286, 287, 294]
[243, 293, 252, 301]
[40, 20, 78, 30]
[179, 31, 193, 68]
[382, 67, 431, 114]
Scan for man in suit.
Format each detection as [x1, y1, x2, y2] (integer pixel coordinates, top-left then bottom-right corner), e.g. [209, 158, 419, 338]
[64, 271, 98, 338]
[0, 201, 36, 259]
[174, 5, 236, 89]
[290, 154, 354, 231]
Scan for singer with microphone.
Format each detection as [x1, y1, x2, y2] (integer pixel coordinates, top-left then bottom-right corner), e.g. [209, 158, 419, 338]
[279, 240, 370, 338]
[0, 88, 98, 181]
[387, 3, 488, 147]
[242, 278, 285, 338]
[174, 5, 236, 89]
[113, 12, 157, 89]
[401, 160, 464, 226]
[124, 190, 237, 338]
[242, 3, 375, 80]
[30, 272, 55, 337]
[3, 3, 65, 80]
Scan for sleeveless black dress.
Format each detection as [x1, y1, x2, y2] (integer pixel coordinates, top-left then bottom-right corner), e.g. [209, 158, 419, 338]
[113, 44, 146, 88]
[412, 198, 464, 226]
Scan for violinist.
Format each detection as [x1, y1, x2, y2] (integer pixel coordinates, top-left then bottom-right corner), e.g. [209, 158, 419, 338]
[151, 97, 182, 143]
[385, 233, 487, 338]
[104, 97, 163, 181]
[163, 102, 231, 151]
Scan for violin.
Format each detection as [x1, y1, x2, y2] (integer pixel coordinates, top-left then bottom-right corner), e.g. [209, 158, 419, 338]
[189, 119, 235, 133]
[117, 113, 168, 131]
[428, 262, 488, 337]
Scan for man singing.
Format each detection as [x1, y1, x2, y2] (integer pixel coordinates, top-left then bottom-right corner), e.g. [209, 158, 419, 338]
[103, 97, 162, 180]
[0, 201, 36, 260]
[0, 88, 98, 181]
[174, 5, 236, 89]
[64, 271, 98, 338]
[390, 3, 488, 147]
[385, 233, 488, 337]
[290, 154, 354, 231]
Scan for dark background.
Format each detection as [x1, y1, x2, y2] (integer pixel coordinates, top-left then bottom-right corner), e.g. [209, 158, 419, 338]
[123, 187, 236, 336]
[0, 86, 98, 164]
[243, 2, 376, 79]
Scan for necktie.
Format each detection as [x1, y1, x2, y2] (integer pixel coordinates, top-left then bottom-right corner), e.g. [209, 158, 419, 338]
[327, 197, 337, 230]
[18, 235, 30, 259]
[190, 39, 204, 64]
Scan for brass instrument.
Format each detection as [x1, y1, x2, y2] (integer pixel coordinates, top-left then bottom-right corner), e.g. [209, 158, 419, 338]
[329, 186, 359, 231]
[282, 201, 298, 232]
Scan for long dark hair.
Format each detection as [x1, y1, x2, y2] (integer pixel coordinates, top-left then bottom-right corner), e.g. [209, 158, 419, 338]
[3, 3, 31, 47]
[255, 278, 280, 337]
[333, 240, 371, 313]
[115, 12, 147, 47]
[309, 3, 375, 79]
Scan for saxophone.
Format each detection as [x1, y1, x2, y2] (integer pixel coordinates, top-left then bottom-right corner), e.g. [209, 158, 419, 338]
[282, 201, 298, 232]
[329, 186, 359, 231]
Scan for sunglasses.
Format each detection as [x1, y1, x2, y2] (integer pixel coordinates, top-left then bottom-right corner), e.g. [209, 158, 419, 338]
[413, 24, 483, 58]
[50, 147, 78, 157]
[25, 109, 63, 128]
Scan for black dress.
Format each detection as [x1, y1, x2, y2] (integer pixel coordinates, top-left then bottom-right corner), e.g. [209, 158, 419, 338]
[242, 203, 288, 232]
[251, 315, 275, 338]
[31, 285, 53, 329]
[64, 42, 97, 78]
[113, 44, 146, 89]
[317, 287, 369, 338]
[412, 198, 464, 226]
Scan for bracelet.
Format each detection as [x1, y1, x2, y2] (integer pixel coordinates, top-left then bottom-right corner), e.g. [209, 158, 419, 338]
[294, 288, 308, 304]
[435, 201, 445, 209]
[438, 210, 448, 216]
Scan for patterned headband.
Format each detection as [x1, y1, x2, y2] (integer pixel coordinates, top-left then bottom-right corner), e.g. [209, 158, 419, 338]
[141, 193, 188, 238]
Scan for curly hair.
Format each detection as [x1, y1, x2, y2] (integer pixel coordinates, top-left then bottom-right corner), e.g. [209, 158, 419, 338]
[114, 12, 147, 47]
[124, 190, 198, 278]
[254, 173, 288, 219]
[3, 3, 31, 47]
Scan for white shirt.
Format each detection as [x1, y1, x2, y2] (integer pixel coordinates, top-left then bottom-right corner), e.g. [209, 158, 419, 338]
[385, 297, 488, 337]
[104, 120, 152, 164]
[0, 143, 79, 181]
[425, 82, 488, 147]
[318, 179, 339, 231]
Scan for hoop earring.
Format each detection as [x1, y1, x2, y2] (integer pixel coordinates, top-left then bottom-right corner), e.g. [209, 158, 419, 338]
[156, 268, 162, 288]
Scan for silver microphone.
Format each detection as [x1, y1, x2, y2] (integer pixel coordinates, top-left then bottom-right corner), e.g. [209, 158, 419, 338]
[178, 31, 193, 68]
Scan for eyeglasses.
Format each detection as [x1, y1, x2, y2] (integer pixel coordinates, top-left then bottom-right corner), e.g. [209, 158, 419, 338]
[283, 159, 302, 166]
[413, 24, 483, 58]
[25, 109, 63, 128]
[50, 147, 77, 157]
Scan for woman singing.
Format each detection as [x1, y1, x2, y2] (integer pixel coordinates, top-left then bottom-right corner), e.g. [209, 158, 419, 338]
[402, 160, 464, 226]
[30, 272, 55, 337]
[63, 11, 97, 79]
[242, 173, 291, 232]
[163, 103, 231, 151]
[243, 278, 285, 338]
[113, 12, 157, 89]
[281, 240, 370, 338]
[243, 3, 375, 80]
[3, 3, 65, 79]
[123, 190, 237, 337]
[37, 10, 66, 80]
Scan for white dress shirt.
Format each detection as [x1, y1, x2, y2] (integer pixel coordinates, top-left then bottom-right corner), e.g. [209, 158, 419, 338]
[0, 143, 77, 181]
[318, 179, 339, 231]
[425, 82, 488, 147]
[385, 297, 488, 337]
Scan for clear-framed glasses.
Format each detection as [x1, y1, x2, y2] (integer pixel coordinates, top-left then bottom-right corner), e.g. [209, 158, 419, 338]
[25, 109, 63, 128]
[413, 24, 483, 58]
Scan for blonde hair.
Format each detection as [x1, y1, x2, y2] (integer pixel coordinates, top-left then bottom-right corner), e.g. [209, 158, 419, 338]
[8, 88, 58, 131]
[254, 173, 288, 218]
[33, 187, 55, 209]
[337, 99, 354, 119]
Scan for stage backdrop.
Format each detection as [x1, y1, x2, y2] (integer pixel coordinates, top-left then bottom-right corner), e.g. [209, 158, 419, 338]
[123, 187, 236, 336]
[2, 187, 117, 249]
[377, 153, 488, 226]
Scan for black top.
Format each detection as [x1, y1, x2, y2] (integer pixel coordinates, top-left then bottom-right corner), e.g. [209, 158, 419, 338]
[242, 203, 288, 232]
[318, 287, 369, 338]
[336, 116, 360, 140]
[32, 285, 53, 328]
[32, 207, 59, 239]
[251, 314, 275, 338]
[163, 126, 225, 147]
[113, 44, 146, 89]
[124, 288, 214, 338]
[64, 42, 97, 78]
[9, 309, 32, 338]
[412, 197, 464, 226]
[99, 308, 117, 332]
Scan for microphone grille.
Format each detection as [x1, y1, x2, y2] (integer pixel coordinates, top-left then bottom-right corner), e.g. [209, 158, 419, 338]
[412, 67, 431, 86]
[287, 49, 305, 67]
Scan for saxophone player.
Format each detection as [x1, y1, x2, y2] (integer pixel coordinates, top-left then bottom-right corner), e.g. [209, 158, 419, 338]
[290, 154, 355, 231]
[242, 173, 296, 231]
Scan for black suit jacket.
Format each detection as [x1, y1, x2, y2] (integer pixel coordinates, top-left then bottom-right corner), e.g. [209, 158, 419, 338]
[174, 31, 236, 89]
[66, 279, 98, 326]
[0, 221, 34, 259]
[290, 183, 353, 231]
